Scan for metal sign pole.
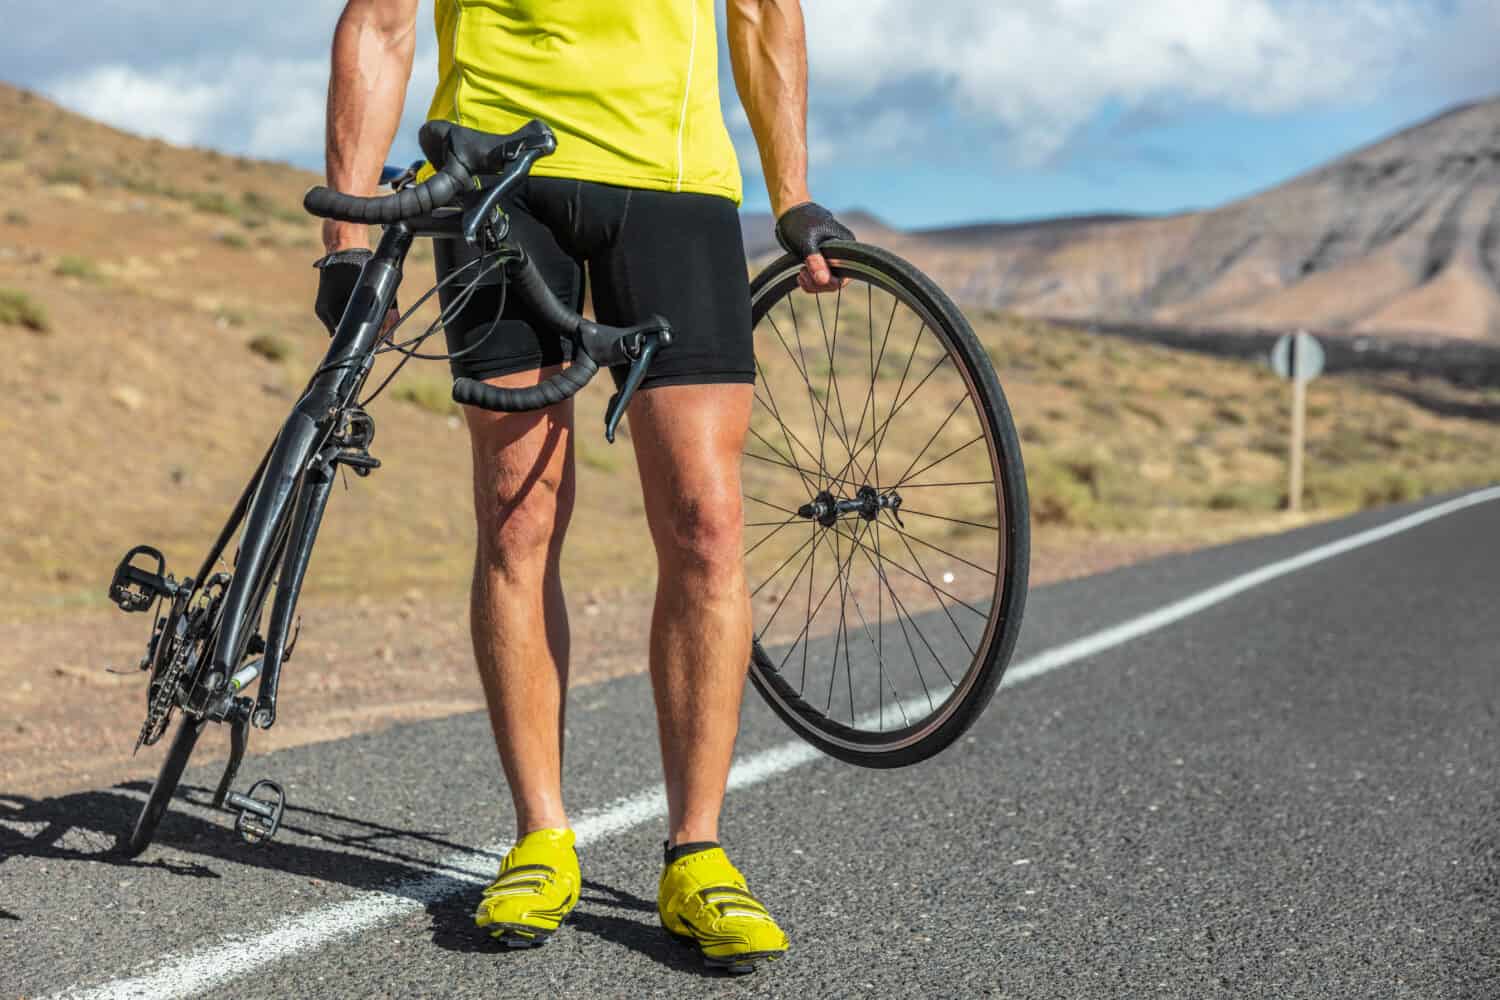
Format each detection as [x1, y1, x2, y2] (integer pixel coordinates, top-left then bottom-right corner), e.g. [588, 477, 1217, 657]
[1270, 329, 1322, 514]
[1289, 345, 1306, 513]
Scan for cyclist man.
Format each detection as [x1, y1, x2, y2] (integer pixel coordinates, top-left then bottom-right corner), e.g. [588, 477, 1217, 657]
[316, 0, 852, 971]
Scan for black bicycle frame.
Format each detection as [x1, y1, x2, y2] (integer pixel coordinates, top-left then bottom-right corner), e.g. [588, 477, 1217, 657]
[206, 223, 415, 693]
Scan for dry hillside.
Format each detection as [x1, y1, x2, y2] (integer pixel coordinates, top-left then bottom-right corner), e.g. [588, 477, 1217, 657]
[840, 97, 1500, 341]
[4, 82, 1500, 792]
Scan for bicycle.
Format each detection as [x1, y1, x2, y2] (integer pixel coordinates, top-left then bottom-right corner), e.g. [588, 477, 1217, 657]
[107, 117, 1029, 857]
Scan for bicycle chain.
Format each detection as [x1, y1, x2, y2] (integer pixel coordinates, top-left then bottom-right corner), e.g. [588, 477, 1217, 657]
[136, 621, 192, 750]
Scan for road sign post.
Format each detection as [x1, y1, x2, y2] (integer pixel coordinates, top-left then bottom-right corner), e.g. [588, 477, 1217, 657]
[1269, 331, 1325, 513]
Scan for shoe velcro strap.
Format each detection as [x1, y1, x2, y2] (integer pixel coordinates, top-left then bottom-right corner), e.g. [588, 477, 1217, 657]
[698, 886, 768, 912]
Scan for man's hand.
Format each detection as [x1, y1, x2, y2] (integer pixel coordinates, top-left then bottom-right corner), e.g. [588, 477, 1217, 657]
[314, 249, 400, 337]
[775, 201, 854, 293]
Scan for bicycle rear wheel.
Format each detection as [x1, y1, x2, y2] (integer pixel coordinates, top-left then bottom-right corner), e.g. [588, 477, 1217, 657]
[122, 496, 294, 856]
[743, 241, 1029, 768]
[125, 714, 204, 857]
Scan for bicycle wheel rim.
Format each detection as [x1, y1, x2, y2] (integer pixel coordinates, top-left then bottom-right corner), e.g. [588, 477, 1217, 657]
[744, 243, 1026, 763]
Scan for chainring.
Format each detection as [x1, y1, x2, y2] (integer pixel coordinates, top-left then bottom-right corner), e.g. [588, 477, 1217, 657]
[135, 575, 227, 750]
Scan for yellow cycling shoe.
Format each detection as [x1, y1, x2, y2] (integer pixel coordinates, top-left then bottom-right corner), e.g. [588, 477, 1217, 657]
[658, 843, 789, 973]
[474, 827, 580, 948]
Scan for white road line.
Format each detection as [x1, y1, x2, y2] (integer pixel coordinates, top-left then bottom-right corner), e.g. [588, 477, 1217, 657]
[56, 487, 1500, 1000]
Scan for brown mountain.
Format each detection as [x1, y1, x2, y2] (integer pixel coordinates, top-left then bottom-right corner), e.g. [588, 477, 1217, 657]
[806, 97, 1500, 341]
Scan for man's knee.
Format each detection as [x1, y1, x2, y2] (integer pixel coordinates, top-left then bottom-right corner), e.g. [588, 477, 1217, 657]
[656, 489, 744, 588]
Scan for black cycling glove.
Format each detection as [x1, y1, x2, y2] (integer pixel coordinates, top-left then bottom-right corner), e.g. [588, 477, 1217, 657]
[313, 248, 383, 337]
[774, 202, 855, 259]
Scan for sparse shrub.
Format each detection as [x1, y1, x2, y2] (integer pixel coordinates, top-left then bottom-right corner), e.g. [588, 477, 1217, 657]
[1207, 483, 1283, 511]
[392, 375, 458, 416]
[1019, 422, 1049, 445]
[42, 163, 91, 188]
[217, 231, 249, 250]
[3, 210, 27, 226]
[248, 333, 292, 362]
[1213, 404, 1246, 425]
[0, 288, 49, 332]
[1308, 466, 1423, 510]
[190, 191, 237, 217]
[1083, 397, 1119, 420]
[54, 255, 102, 281]
[1122, 399, 1166, 428]
[1026, 454, 1096, 526]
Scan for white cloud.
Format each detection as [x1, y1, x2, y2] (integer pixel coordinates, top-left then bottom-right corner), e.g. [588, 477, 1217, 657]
[48, 66, 234, 148]
[32, 1, 441, 167]
[800, 0, 1426, 164]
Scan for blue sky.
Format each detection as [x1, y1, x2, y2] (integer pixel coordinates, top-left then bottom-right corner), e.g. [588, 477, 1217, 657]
[4, 0, 1497, 229]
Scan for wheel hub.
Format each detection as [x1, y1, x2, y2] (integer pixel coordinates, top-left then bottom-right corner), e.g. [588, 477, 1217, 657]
[797, 484, 903, 527]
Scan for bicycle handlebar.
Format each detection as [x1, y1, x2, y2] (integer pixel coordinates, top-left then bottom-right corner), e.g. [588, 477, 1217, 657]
[451, 252, 672, 432]
[303, 118, 670, 430]
[303, 164, 472, 225]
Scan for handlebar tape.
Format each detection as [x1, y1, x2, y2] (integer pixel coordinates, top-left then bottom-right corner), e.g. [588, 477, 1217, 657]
[302, 163, 472, 224]
[451, 351, 599, 412]
[449, 253, 599, 413]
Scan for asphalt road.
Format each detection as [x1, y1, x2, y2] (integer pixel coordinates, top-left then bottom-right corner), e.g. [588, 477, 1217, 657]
[3, 490, 1498, 999]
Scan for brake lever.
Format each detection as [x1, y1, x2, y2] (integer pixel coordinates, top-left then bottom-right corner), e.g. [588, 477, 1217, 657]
[603, 333, 665, 444]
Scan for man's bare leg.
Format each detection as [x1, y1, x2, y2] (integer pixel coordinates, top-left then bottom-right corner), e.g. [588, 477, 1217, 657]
[628, 383, 755, 846]
[464, 367, 576, 839]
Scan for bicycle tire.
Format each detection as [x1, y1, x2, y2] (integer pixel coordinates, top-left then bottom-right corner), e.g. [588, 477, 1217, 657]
[124, 713, 204, 857]
[743, 240, 1029, 768]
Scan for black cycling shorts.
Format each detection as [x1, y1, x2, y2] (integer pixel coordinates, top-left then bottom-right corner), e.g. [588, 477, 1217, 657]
[434, 176, 754, 389]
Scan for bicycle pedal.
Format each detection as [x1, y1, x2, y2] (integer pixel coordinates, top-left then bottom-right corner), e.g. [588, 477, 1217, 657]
[109, 545, 178, 613]
[225, 779, 285, 845]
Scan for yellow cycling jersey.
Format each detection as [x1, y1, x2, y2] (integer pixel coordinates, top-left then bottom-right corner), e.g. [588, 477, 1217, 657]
[426, 0, 743, 204]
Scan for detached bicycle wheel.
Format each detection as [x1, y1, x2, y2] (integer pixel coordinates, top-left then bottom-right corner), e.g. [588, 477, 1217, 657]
[744, 240, 1029, 768]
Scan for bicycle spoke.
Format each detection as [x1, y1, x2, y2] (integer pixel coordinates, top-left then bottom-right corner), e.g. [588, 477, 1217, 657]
[754, 359, 821, 496]
[749, 530, 819, 600]
[825, 521, 989, 620]
[827, 343, 949, 492]
[817, 285, 859, 484]
[897, 435, 988, 491]
[843, 522, 910, 730]
[765, 306, 835, 483]
[745, 426, 826, 484]
[898, 507, 999, 533]
[846, 289, 900, 491]
[878, 519, 997, 578]
[773, 526, 860, 688]
[889, 480, 994, 489]
[890, 394, 970, 489]
[857, 525, 950, 693]
[746, 421, 823, 481]
[757, 528, 822, 639]
[745, 494, 804, 519]
[883, 516, 978, 658]
[745, 515, 800, 558]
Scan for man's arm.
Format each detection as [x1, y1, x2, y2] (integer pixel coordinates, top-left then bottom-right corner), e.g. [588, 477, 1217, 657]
[726, 0, 846, 290]
[322, 0, 420, 254]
